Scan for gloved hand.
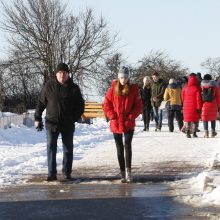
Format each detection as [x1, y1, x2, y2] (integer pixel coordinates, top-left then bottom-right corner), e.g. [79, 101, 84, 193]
[36, 121, 44, 131]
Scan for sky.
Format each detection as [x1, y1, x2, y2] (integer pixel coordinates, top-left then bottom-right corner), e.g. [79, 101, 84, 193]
[0, 113, 220, 207]
[1, 0, 220, 73]
[62, 0, 220, 73]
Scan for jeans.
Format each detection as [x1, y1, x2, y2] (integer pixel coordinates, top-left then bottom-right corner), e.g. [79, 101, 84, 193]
[153, 107, 163, 128]
[46, 129, 74, 177]
[203, 120, 216, 131]
[113, 130, 134, 171]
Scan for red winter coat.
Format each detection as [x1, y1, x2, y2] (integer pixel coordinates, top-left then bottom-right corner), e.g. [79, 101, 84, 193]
[182, 75, 202, 122]
[103, 80, 142, 133]
[201, 80, 220, 121]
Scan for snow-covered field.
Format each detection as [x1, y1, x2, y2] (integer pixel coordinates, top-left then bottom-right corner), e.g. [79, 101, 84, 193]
[0, 114, 220, 207]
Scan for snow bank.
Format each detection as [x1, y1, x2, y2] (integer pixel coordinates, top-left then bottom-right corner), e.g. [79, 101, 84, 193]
[174, 153, 220, 207]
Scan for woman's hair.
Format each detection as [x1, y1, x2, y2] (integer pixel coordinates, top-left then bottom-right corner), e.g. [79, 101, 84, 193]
[143, 76, 152, 84]
[114, 80, 130, 96]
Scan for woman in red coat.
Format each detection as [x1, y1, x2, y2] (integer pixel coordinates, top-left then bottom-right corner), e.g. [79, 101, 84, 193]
[201, 74, 220, 138]
[103, 66, 142, 183]
[182, 74, 202, 138]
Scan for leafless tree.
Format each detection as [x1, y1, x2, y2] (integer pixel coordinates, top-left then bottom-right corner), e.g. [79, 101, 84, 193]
[0, 0, 117, 82]
[0, 54, 40, 112]
[201, 57, 220, 78]
[0, 0, 117, 111]
[93, 53, 126, 97]
[133, 50, 187, 86]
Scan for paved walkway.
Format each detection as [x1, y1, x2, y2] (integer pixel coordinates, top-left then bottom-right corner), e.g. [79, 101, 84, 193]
[1, 181, 220, 219]
[0, 163, 220, 219]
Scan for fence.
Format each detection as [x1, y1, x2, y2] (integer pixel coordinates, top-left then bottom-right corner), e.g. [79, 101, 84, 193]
[0, 112, 35, 129]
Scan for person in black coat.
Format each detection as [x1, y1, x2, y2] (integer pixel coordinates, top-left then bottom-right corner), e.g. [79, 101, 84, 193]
[140, 76, 152, 131]
[35, 63, 84, 181]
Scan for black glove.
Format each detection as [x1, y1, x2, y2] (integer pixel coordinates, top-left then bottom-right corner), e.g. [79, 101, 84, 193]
[36, 121, 44, 131]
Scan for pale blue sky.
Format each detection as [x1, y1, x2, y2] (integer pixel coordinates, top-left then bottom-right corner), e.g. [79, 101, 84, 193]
[64, 0, 220, 73]
[1, 0, 220, 73]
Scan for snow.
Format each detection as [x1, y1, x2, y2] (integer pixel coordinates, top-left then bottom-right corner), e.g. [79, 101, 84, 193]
[0, 115, 220, 207]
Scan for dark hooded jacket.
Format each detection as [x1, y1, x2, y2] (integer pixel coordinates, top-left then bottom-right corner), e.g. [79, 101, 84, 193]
[35, 78, 84, 132]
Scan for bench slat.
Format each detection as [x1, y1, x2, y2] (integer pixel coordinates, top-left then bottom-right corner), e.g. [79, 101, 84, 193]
[82, 102, 106, 119]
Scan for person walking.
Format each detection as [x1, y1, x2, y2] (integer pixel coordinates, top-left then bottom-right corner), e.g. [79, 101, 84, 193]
[201, 74, 220, 138]
[151, 71, 166, 131]
[103, 66, 142, 183]
[34, 63, 84, 181]
[163, 78, 183, 132]
[140, 76, 152, 131]
[182, 74, 202, 138]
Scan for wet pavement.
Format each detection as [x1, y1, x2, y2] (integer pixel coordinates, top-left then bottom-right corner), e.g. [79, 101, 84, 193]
[0, 163, 219, 219]
[0, 179, 220, 220]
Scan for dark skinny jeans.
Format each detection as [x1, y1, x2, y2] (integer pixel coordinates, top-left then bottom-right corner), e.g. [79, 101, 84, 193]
[143, 108, 152, 129]
[113, 130, 134, 172]
[203, 120, 216, 131]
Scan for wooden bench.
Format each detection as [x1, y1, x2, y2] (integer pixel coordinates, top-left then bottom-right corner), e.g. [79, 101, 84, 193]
[81, 102, 106, 121]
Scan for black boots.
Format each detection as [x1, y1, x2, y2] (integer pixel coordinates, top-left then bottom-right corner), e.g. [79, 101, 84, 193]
[192, 132, 198, 138]
[211, 130, 217, 138]
[186, 130, 191, 138]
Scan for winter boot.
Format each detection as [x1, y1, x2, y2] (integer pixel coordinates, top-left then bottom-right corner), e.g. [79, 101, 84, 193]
[46, 175, 57, 182]
[211, 130, 217, 138]
[193, 132, 198, 138]
[126, 168, 133, 183]
[204, 131, 209, 138]
[120, 171, 126, 183]
[143, 125, 147, 131]
[186, 130, 191, 138]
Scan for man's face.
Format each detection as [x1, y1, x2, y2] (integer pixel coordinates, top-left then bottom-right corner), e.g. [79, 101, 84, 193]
[152, 75, 159, 82]
[119, 76, 128, 86]
[56, 71, 69, 84]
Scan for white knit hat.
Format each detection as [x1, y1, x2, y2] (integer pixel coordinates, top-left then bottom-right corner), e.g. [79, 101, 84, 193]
[169, 78, 176, 84]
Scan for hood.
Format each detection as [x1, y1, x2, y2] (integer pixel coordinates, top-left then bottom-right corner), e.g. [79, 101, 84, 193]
[201, 79, 217, 88]
[168, 83, 178, 89]
[187, 75, 199, 86]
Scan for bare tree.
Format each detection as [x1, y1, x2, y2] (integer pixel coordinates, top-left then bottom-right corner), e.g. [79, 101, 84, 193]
[201, 57, 220, 78]
[133, 50, 187, 86]
[93, 53, 126, 97]
[0, 0, 117, 84]
[0, 54, 40, 112]
[0, 0, 118, 111]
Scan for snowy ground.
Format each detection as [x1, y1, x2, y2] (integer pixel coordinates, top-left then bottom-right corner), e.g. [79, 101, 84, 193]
[0, 114, 220, 208]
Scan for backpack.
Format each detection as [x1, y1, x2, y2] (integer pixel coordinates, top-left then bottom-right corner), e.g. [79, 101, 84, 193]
[202, 87, 214, 102]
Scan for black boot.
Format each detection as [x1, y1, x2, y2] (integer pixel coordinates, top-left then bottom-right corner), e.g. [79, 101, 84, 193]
[186, 130, 191, 138]
[211, 130, 217, 138]
[193, 132, 198, 138]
